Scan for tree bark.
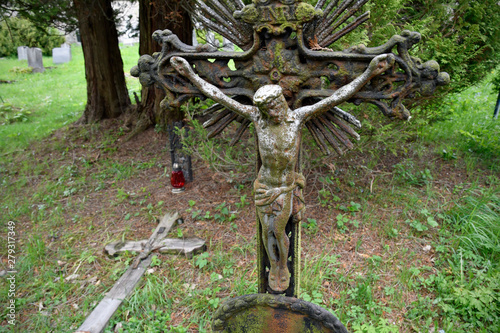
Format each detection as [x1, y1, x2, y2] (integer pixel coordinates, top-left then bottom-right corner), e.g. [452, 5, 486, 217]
[138, 0, 192, 127]
[74, 0, 131, 124]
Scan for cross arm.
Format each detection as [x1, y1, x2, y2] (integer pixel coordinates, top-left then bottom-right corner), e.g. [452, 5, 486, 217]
[295, 54, 395, 121]
[170, 57, 257, 120]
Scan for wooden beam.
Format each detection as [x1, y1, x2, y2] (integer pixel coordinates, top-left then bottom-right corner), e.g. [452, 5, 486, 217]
[74, 256, 152, 333]
[75, 212, 192, 333]
[104, 238, 206, 258]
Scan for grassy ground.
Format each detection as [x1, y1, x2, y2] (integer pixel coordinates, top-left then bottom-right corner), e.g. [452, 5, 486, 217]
[0, 45, 141, 154]
[0, 45, 498, 332]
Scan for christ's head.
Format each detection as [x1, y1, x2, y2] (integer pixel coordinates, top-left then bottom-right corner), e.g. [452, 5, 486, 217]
[253, 85, 288, 123]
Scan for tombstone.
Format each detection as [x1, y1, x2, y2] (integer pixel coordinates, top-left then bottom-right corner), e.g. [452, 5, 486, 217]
[222, 38, 234, 51]
[27, 47, 44, 73]
[52, 46, 72, 64]
[206, 31, 218, 48]
[192, 28, 199, 46]
[17, 46, 28, 61]
[64, 30, 79, 45]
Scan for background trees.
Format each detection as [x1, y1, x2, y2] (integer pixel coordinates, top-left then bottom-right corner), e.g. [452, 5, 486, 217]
[0, 17, 64, 57]
[351, 0, 500, 93]
[128, 0, 192, 138]
[1, 0, 498, 125]
[73, 0, 131, 123]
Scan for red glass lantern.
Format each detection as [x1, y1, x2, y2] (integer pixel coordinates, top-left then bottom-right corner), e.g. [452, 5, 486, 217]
[171, 163, 185, 193]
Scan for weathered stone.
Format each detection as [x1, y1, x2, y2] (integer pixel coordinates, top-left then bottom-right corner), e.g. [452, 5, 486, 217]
[27, 48, 44, 73]
[206, 31, 218, 48]
[171, 54, 393, 294]
[17, 46, 28, 61]
[132, 0, 450, 322]
[222, 38, 234, 51]
[52, 46, 72, 64]
[212, 294, 348, 333]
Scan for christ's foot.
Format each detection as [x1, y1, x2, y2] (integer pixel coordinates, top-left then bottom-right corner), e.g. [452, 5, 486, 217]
[269, 265, 290, 292]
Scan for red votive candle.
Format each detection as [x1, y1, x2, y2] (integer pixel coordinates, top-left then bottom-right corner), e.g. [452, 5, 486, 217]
[171, 163, 185, 192]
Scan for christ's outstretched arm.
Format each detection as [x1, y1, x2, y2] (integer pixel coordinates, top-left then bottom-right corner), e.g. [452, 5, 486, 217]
[295, 54, 395, 121]
[170, 56, 257, 119]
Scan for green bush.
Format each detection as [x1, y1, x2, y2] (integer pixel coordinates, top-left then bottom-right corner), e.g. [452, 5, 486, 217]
[333, 0, 500, 95]
[0, 17, 65, 57]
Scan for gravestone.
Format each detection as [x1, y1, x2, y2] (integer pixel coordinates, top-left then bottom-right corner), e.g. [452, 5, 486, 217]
[27, 47, 44, 73]
[206, 31, 218, 48]
[17, 46, 28, 61]
[222, 38, 234, 51]
[52, 46, 72, 64]
[192, 28, 198, 46]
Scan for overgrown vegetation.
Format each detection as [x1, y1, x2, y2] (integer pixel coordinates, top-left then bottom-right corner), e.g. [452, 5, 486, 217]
[0, 34, 499, 333]
[332, 0, 500, 95]
[0, 17, 65, 57]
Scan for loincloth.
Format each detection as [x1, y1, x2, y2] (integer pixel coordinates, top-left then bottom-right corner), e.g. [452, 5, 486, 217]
[254, 172, 305, 222]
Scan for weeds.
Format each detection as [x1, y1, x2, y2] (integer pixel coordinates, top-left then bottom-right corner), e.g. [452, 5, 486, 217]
[1, 43, 499, 333]
[393, 161, 433, 186]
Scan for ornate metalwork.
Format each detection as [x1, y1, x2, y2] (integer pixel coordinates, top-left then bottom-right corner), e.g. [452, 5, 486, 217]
[131, 0, 449, 296]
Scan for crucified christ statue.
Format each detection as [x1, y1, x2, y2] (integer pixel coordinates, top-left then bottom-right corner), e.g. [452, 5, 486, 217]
[171, 54, 394, 292]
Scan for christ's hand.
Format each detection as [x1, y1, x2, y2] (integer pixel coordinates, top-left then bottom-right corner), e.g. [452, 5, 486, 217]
[170, 56, 193, 78]
[368, 54, 395, 76]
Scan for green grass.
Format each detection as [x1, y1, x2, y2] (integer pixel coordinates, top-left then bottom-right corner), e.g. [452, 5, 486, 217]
[0, 44, 140, 154]
[420, 74, 500, 171]
[0, 46, 499, 332]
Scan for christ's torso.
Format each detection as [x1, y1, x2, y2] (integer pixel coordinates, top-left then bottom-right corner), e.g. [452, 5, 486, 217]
[254, 112, 301, 188]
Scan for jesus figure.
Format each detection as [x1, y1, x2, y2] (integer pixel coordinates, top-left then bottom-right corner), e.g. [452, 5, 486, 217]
[171, 54, 394, 292]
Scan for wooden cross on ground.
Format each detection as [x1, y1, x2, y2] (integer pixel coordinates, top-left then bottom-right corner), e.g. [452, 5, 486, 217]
[75, 212, 205, 333]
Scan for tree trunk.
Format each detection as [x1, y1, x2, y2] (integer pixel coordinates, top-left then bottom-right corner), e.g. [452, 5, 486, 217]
[74, 0, 131, 124]
[138, 0, 192, 127]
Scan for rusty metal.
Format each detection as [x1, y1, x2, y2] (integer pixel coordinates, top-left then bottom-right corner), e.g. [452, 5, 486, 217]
[213, 294, 348, 333]
[132, 0, 449, 299]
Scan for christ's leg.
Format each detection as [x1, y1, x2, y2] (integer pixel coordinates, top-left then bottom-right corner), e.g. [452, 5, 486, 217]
[256, 193, 293, 292]
[258, 211, 280, 291]
[271, 192, 293, 292]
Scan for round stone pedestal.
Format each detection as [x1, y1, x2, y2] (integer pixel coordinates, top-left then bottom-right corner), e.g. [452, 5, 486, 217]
[212, 294, 348, 333]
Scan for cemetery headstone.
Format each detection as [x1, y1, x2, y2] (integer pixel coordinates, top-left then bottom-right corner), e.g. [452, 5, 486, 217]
[222, 38, 234, 51]
[206, 31, 218, 48]
[52, 46, 72, 64]
[17, 46, 28, 61]
[27, 47, 44, 73]
[192, 28, 198, 46]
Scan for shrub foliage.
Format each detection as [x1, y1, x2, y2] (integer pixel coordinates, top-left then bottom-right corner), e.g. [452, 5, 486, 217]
[324, 0, 500, 94]
[0, 17, 65, 57]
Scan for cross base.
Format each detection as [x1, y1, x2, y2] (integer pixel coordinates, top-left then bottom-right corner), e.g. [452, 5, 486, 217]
[257, 213, 301, 297]
[212, 294, 348, 333]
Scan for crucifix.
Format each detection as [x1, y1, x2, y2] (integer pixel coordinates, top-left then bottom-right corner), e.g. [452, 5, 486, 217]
[132, 0, 448, 328]
[170, 53, 393, 292]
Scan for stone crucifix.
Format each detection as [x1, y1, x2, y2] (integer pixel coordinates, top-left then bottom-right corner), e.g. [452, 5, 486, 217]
[171, 54, 394, 292]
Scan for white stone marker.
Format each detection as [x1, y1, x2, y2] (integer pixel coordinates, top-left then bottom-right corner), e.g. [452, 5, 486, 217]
[17, 46, 28, 61]
[52, 46, 72, 64]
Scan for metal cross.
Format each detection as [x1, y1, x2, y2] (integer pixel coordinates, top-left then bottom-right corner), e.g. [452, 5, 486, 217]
[132, 0, 449, 297]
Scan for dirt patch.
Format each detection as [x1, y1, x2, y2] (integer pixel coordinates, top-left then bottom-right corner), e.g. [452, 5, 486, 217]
[1, 117, 495, 331]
